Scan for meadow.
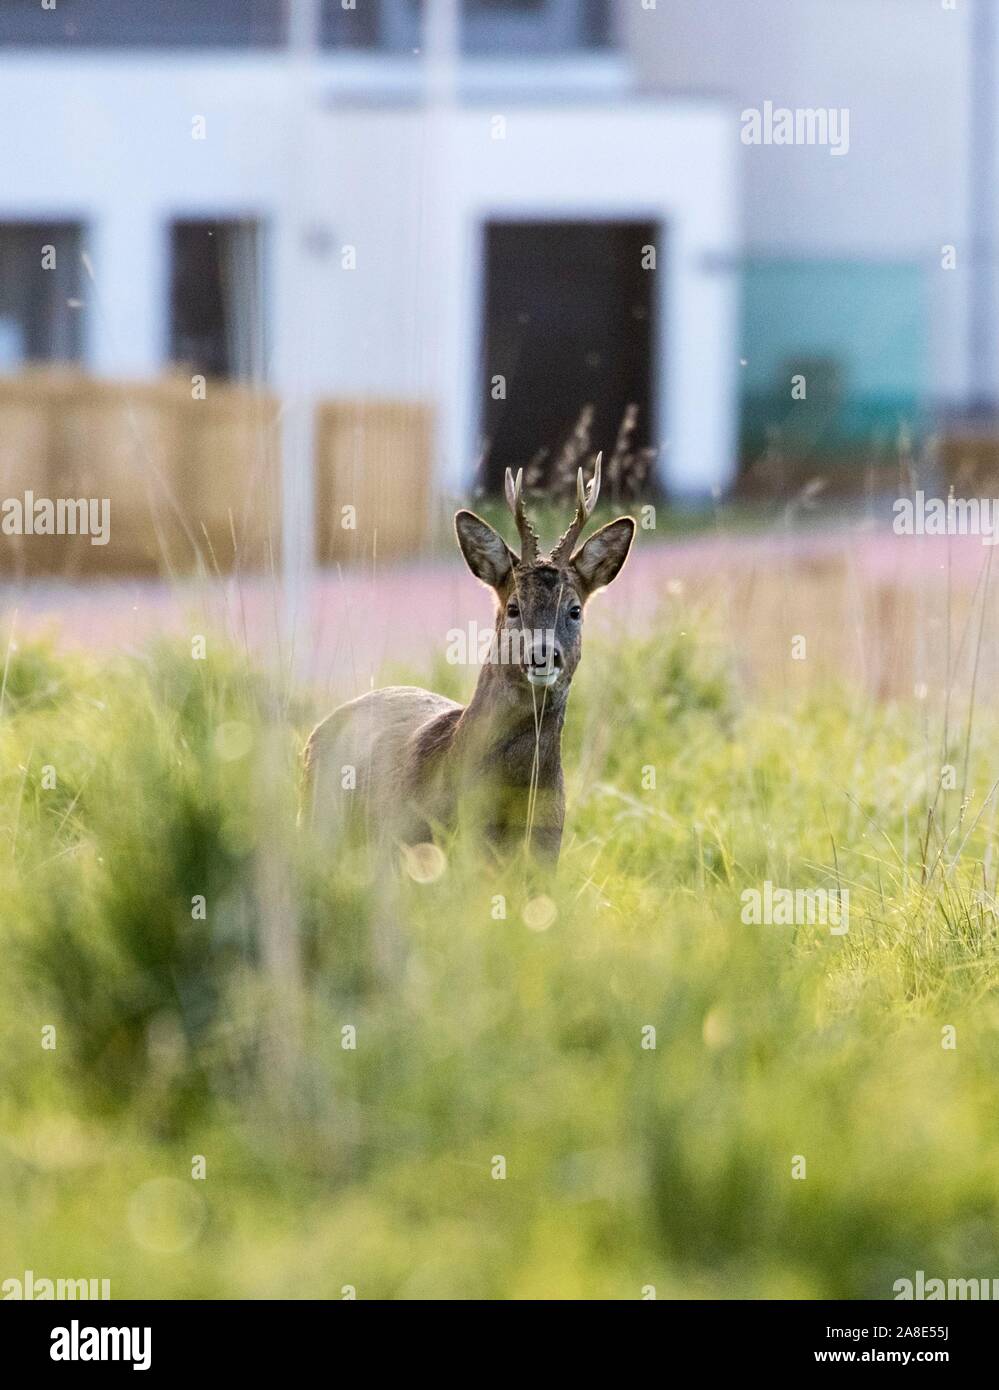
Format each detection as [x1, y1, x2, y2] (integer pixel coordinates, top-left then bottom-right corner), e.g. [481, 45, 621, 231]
[2, 572, 999, 1300]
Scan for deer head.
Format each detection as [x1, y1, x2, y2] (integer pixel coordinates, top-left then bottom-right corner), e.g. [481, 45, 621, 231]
[454, 455, 635, 707]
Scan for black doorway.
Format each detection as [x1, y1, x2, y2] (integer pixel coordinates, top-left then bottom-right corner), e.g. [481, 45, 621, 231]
[479, 219, 658, 489]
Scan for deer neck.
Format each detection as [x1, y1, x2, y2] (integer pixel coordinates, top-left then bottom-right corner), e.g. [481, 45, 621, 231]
[455, 660, 566, 784]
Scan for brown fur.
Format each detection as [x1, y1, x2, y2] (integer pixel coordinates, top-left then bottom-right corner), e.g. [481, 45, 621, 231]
[303, 467, 634, 866]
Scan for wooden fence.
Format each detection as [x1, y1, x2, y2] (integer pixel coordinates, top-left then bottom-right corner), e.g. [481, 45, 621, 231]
[0, 371, 432, 577]
[315, 399, 433, 565]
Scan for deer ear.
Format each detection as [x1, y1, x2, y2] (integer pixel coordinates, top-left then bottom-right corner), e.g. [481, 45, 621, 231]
[454, 510, 516, 589]
[570, 516, 636, 597]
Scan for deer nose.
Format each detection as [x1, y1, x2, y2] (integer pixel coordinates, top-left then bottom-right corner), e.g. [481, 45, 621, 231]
[524, 635, 562, 671]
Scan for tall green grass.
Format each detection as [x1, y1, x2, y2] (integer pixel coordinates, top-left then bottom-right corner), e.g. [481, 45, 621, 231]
[2, 622, 998, 1299]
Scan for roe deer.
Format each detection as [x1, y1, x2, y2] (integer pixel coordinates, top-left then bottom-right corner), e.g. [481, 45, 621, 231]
[303, 456, 634, 865]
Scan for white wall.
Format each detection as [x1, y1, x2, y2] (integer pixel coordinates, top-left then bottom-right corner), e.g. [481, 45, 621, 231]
[0, 56, 291, 376]
[621, 0, 974, 404]
[314, 99, 739, 494]
[0, 54, 739, 497]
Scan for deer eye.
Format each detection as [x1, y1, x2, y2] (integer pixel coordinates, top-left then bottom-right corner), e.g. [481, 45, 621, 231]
[506, 601, 520, 619]
[568, 604, 582, 621]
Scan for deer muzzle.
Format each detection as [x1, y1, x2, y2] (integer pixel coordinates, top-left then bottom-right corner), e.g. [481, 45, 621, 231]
[523, 634, 562, 689]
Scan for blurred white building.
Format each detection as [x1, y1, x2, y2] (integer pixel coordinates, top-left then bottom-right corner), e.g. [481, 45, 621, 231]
[627, 0, 981, 467]
[0, 0, 738, 521]
[0, 0, 985, 519]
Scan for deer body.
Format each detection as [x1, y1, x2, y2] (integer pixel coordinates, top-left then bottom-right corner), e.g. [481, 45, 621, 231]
[303, 459, 634, 865]
[305, 670, 566, 860]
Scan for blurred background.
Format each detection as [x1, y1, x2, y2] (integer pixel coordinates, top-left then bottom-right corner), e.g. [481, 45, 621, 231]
[0, 0, 991, 690]
[8, 4, 999, 1303]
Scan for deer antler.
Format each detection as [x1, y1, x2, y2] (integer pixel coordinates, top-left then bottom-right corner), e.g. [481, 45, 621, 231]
[504, 466, 540, 564]
[550, 453, 602, 563]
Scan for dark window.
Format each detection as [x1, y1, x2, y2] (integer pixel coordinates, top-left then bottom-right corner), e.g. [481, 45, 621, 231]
[0, 0, 610, 53]
[480, 220, 657, 487]
[322, 0, 383, 49]
[168, 220, 265, 382]
[321, 0, 611, 53]
[0, 0, 285, 48]
[462, 0, 610, 54]
[0, 222, 84, 367]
